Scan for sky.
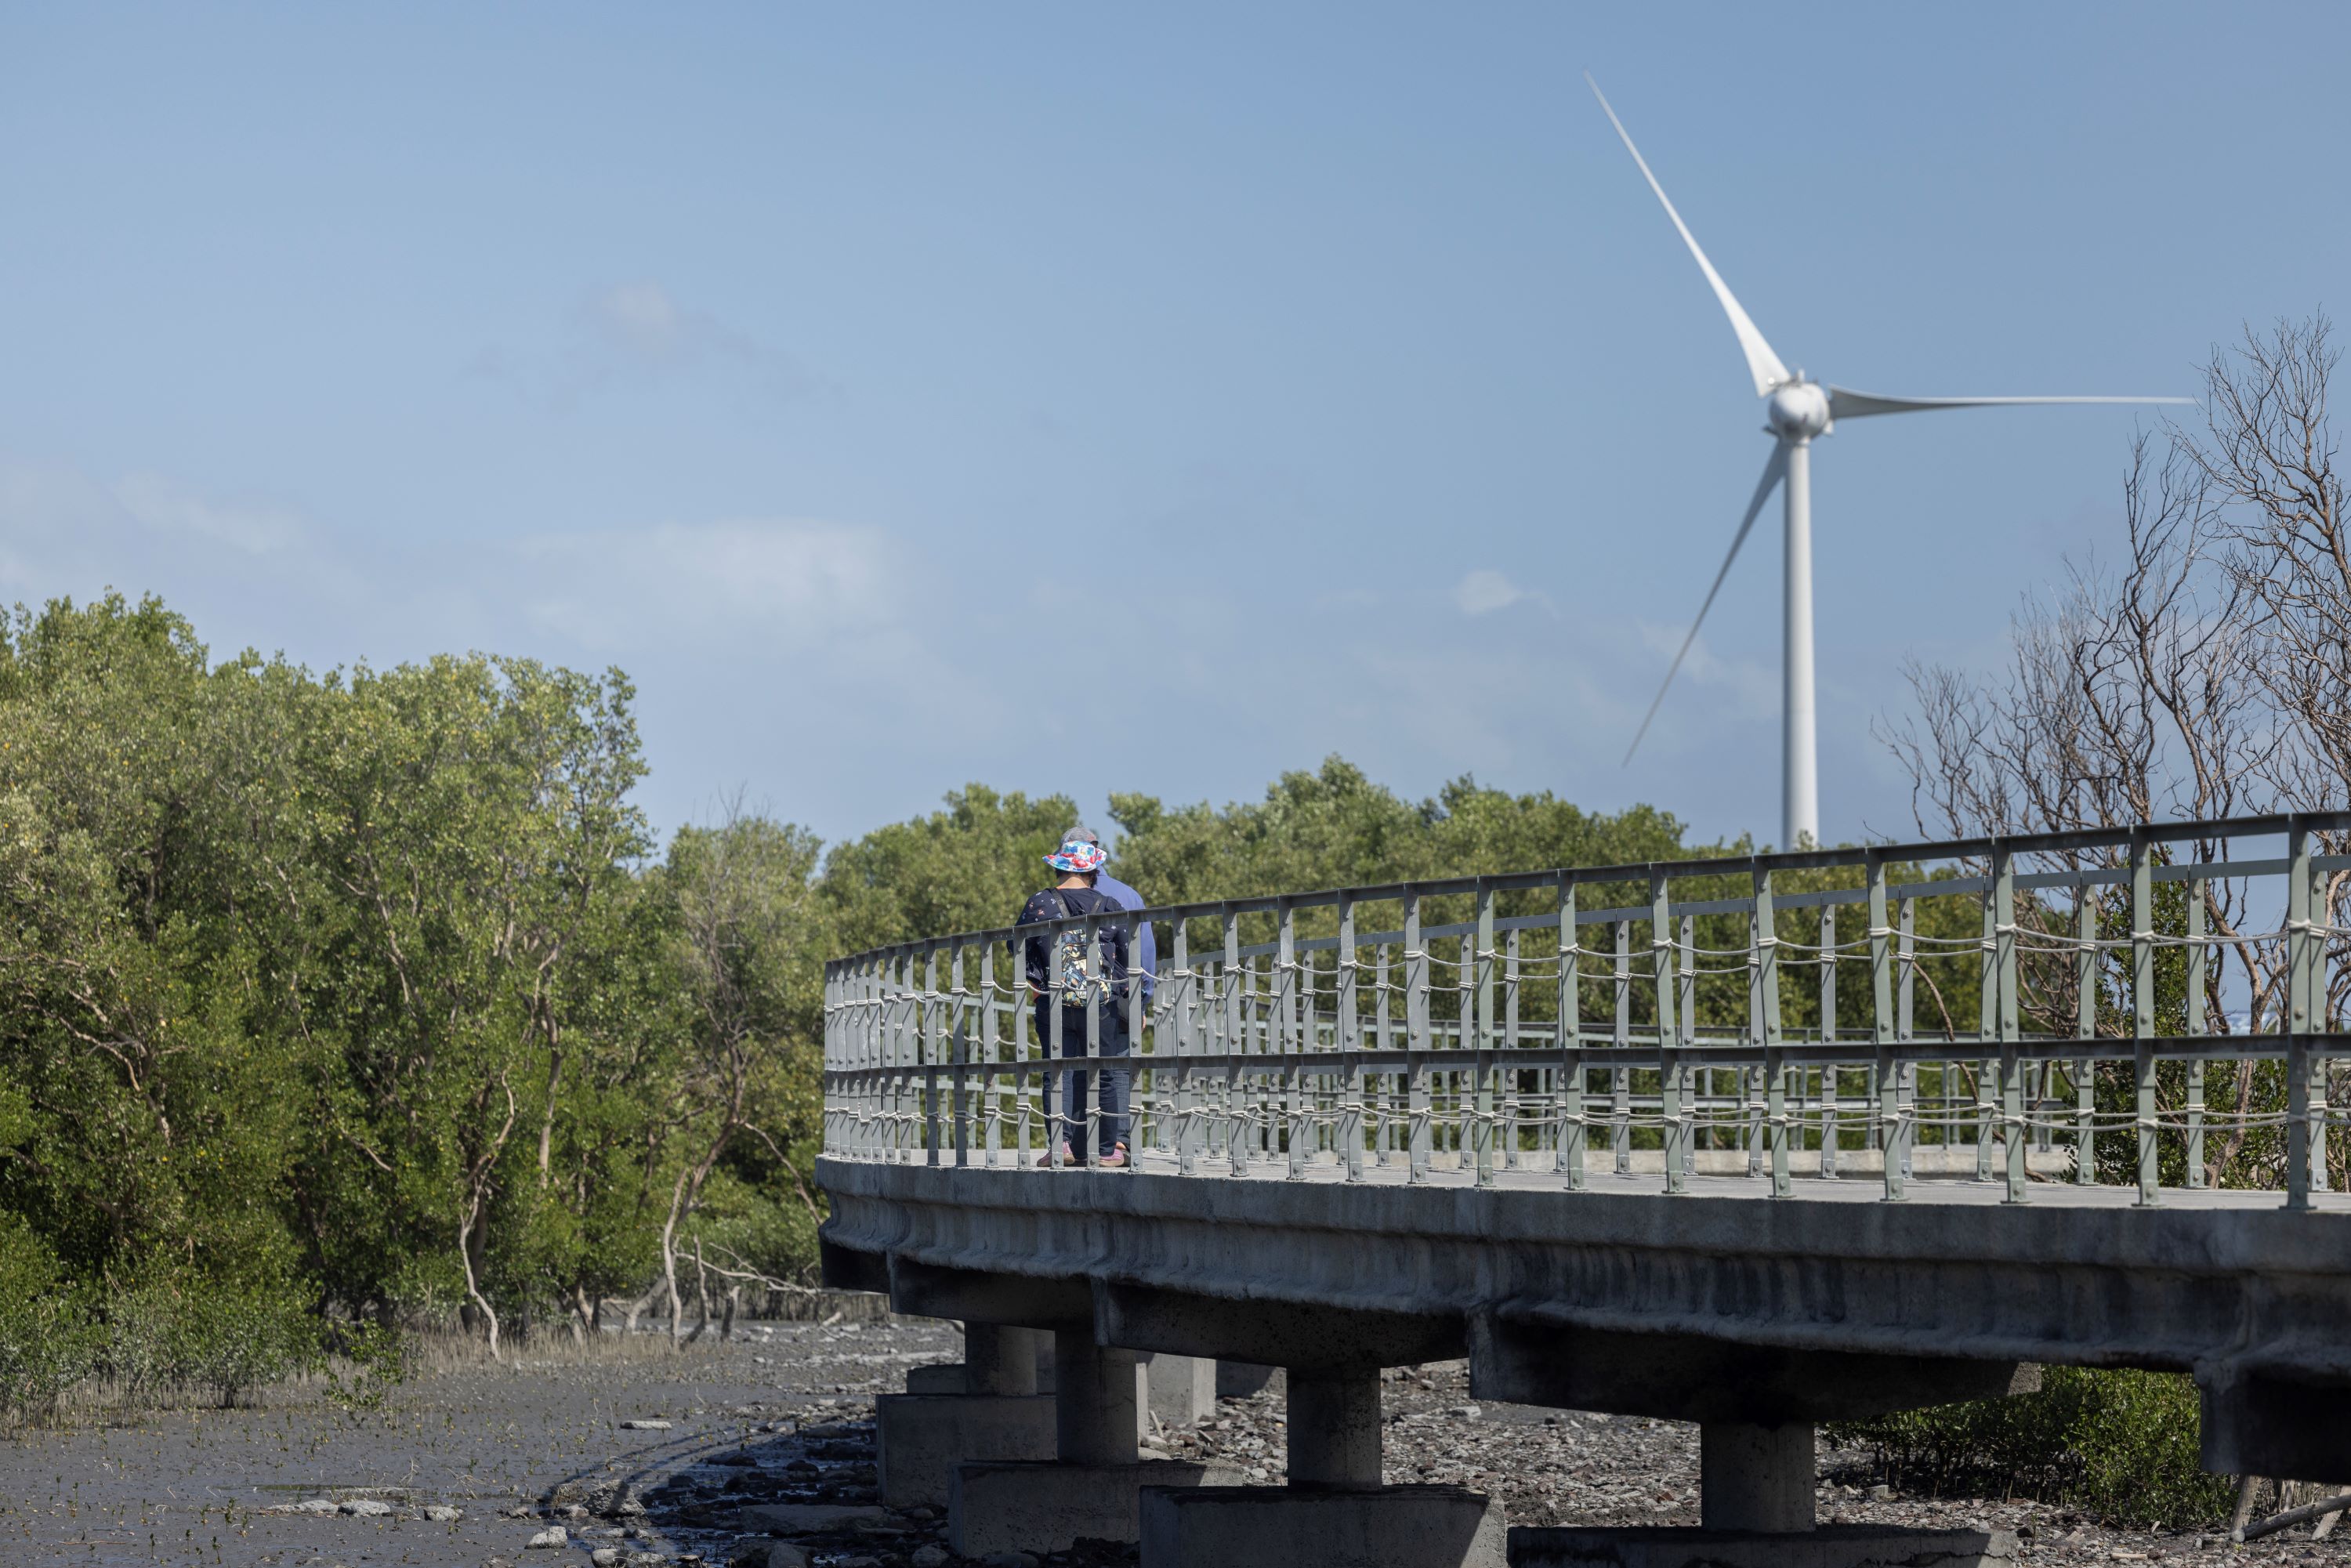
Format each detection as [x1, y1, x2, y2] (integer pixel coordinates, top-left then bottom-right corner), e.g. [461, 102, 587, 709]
[2, 4, 2344, 857]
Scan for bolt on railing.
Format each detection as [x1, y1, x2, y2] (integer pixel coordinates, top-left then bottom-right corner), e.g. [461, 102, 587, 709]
[822, 813, 2351, 1207]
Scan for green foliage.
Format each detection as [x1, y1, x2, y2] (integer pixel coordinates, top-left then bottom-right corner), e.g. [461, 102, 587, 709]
[0, 593, 831, 1417]
[1828, 1367, 2234, 1528]
[0, 1216, 98, 1424]
[103, 1273, 320, 1407]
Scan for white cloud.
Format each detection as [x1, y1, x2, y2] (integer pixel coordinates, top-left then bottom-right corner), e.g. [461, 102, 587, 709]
[587, 281, 688, 361]
[511, 519, 903, 653]
[112, 473, 306, 556]
[1452, 569, 1523, 616]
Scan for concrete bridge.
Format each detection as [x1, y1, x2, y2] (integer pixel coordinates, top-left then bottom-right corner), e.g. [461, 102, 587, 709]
[817, 814, 2351, 1568]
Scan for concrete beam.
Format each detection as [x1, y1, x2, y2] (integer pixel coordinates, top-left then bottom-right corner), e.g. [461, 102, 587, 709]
[819, 1159, 2351, 1389]
[886, 1255, 1092, 1327]
[818, 1236, 887, 1295]
[1099, 1280, 1462, 1371]
[1470, 1316, 2038, 1425]
[2200, 1363, 2351, 1484]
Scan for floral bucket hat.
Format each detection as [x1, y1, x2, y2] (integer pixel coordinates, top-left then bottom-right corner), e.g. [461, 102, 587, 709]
[1045, 839, 1107, 874]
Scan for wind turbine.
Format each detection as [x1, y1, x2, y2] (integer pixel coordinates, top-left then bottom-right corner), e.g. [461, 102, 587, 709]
[1591, 74, 2190, 849]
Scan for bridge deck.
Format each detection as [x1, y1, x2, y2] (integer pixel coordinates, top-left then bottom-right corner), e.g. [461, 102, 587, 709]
[960, 1147, 2351, 1210]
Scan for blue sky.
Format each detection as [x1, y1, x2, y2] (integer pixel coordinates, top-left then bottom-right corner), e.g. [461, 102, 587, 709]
[2, 5, 2343, 854]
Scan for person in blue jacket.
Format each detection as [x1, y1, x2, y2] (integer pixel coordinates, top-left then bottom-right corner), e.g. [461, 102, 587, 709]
[1067, 824, 1155, 1008]
[1016, 838, 1132, 1167]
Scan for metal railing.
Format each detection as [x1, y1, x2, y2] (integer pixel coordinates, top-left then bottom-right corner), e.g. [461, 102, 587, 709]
[821, 813, 2351, 1208]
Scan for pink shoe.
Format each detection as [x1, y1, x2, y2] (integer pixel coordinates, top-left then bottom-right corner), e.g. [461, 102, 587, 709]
[1037, 1142, 1072, 1168]
[1099, 1144, 1130, 1169]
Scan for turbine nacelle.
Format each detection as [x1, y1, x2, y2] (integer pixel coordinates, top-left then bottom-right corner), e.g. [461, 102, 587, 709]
[1765, 380, 1831, 441]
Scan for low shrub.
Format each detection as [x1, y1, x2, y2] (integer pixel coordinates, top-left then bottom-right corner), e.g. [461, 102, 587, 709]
[1827, 1366, 2233, 1529]
[0, 1219, 99, 1425]
[103, 1275, 321, 1407]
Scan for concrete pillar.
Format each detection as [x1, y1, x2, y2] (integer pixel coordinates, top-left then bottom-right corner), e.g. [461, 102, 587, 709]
[1288, 1367, 1383, 1488]
[1145, 1353, 1216, 1428]
[1699, 1421, 1815, 1533]
[1056, 1327, 1140, 1466]
[966, 1323, 1041, 1396]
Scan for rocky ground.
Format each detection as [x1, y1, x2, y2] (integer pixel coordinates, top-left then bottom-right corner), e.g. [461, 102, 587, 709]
[0, 1315, 2342, 1567]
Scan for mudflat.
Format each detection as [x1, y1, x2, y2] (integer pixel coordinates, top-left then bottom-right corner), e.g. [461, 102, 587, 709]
[0, 1315, 956, 1567]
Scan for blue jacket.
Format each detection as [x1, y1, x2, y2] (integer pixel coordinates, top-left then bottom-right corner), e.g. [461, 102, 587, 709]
[1093, 871, 1157, 1001]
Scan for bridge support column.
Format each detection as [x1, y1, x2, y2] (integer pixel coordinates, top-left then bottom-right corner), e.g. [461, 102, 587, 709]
[1514, 1420, 2016, 1568]
[1288, 1367, 1382, 1487]
[950, 1331, 1241, 1555]
[878, 1324, 1056, 1507]
[1701, 1421, 1814, 1532]
[1138, 1365, 1505, 1566]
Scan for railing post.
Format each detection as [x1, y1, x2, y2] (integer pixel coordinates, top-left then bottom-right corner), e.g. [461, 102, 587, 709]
[951, 942, 969, 1168]
[1224, 909, 1248, 1178]
[2186, 877, 2207, 1189]
[1278, 900, 1303, 1180]
[1652, 867, 1682, 1194]
[1756, 865, 1788, 1197]
[2132, 827, 2158, 1206]
[1505, 926, 1523, 1171]
[1868, 850, 1904, 1202]
[1405, 889, 1430, 1183]
[1898, 895, 1915, 1182]
[979, 941, 999, 1167]
[1976, 887, 1998, 1183]
[1340, 895, 1364, 1182]
[1174, 922, 1197, 1176]
[1558, 876, 1585, 1190]
[1614, 920, 1632, 1175]
[1819, 902, 1838, 1180]
[924, 947, 942, 1167]
[1995, 845, 2027, 1204]
[2076, 884, 2097, 1186]
[1475, 884, 1498, 1189]
[2288, 817, 2314, 1211]
[1013, 936, 1034, 1162]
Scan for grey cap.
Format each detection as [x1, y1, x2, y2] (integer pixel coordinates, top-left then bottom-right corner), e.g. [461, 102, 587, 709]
[1070, 824, 1103, 849]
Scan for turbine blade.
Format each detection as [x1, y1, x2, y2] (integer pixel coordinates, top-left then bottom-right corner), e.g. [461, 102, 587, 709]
[1826, 385, 2196, 421]
[1624, 442, 1791, 766]
[1587, 72, 1791, 400]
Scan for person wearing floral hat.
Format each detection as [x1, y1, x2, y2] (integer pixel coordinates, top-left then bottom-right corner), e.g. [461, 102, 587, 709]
[1016, 838, 1133, 1167]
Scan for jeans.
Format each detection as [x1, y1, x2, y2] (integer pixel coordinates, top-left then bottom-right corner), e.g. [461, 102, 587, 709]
[1034, 995, 1132, 1155]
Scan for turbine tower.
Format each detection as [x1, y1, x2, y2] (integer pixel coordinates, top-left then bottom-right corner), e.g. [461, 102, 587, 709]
[1591, 75, 2189, 850]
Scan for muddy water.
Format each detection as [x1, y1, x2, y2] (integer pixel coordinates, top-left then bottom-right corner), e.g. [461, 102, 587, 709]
[0, 1316, 957, 1566]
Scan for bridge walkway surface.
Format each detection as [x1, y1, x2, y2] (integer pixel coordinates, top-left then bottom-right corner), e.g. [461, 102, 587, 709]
[817, 813, 2351, 1568]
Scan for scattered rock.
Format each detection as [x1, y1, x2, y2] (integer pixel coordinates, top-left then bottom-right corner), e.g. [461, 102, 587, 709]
[980, 1553, 1040, 1568]
[592, 1551, 622, 1568]
[526, 1525, 570, 1549]
[728, 1542, 811, 1568]
[287, 1497, 339, 1515]
[911, 1545, 951, 1568]
[621, 1418, 674, 1431]
[340, 1498, 394, 1516]
[424, 1504, 462, 1522]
